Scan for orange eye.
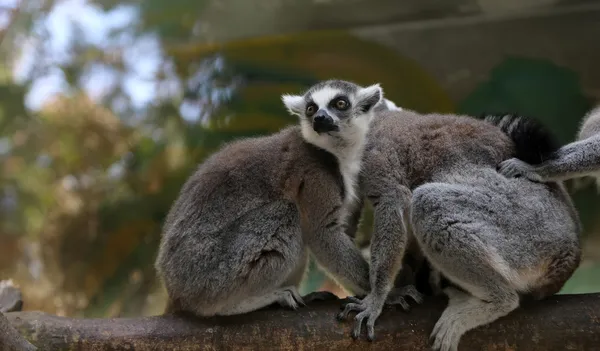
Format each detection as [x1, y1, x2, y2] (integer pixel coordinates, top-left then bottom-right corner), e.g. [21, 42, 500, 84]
[306, 104, 316, 116]
[336, 99, 348, 110]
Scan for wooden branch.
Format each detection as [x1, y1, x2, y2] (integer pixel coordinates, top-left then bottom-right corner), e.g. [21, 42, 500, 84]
[4, 293, 600, 351]
[1, 313, 36, 351]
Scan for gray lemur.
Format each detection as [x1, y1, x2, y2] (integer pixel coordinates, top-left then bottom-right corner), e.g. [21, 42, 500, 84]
[337, 109, 581, 351]
[155, 80, 387, 317]
[499, 105, 600, 184]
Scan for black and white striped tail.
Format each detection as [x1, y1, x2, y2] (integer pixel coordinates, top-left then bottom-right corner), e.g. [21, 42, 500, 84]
[484, 114, 560, 165]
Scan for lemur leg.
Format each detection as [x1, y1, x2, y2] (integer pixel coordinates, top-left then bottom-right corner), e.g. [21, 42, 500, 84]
[411, 183, 520, 351]
[178, 213, 307, 317]
[216, 245, 308, 316]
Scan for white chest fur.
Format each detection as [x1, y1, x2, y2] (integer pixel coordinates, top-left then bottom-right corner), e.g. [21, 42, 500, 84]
[300, 117, 369, 222]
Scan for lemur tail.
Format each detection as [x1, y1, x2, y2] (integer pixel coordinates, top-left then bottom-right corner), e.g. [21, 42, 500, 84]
[484, 114, 560, 165]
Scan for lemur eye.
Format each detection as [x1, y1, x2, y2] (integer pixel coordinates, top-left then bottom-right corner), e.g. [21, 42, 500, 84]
[335, 99, 348, 110]
[306, 104, 317, 116]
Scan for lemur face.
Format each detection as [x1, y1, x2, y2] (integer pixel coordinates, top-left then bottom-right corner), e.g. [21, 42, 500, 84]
[282, 80, 383, 135]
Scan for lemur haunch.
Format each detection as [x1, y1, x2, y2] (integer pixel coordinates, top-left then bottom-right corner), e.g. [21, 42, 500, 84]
[338, 109, 581, 351]
[499, 105, 600, 183]
[156, 80, 389, 317]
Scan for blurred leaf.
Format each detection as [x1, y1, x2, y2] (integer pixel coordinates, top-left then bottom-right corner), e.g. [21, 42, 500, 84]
[458, 56, 592, 144]
[560, 262, 600, 294]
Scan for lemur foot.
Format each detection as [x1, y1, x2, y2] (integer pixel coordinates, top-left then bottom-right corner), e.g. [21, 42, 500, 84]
[387, 284, 424, 311]
[302, 291, 339, 303]
[498, 158, 542, 182]
[430, 287, 471, 351]
[277, 286, 305, 310]
[430, 310, 461, 351]
[336, 294, 384, 341]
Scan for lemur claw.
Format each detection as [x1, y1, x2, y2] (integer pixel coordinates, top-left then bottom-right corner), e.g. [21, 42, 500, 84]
[274, 287, 305, 310]
[337, 295, 383, 341]
[387, 285, 424, 310]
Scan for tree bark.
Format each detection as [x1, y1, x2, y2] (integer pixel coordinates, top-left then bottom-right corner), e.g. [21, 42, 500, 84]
[0, 312, 37, 351]
[5, 293, 600, 351]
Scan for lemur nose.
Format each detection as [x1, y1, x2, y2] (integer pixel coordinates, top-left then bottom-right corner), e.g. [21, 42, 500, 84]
[312, 110, 338, 133]
[313, 110, 332, 122]
[314, 114, 326, 122]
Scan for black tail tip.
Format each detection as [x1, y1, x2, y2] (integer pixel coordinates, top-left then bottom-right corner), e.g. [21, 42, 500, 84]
[483, 114, 560, 165]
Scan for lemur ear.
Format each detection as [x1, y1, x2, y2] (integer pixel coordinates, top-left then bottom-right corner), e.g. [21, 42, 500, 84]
[281, 94, 305, 117]
[383, 98, 403, 111]
[356, 84, 383, 113]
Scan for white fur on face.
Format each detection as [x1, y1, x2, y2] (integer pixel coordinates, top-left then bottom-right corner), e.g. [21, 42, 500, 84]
[309, 87, 344, 110]
[300, 85, 381, 217]
[285, 83, 383, 225]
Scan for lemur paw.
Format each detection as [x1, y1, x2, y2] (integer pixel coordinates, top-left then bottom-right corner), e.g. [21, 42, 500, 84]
[498, 158, 542, 182]
[302, 291, 339, 303]
[336, 294, 384, 341]
[430, 314, 461, 351]
[277, 287, 305, 310]
[387, 285, 424, 310]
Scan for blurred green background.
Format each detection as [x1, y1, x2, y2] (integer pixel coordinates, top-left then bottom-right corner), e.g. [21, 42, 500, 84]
[0, 0, 599, 318]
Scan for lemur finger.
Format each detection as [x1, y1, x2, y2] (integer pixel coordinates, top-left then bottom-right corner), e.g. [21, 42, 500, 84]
[431, 319, 442, 342]
[352, 311, 367, 340]
[392, 285, 424, 304]
[404, 286, 424, 304]
[337, 302, 363, 320]
[387, 295, 410, 311]
[344, 296, 363, 304]
[498, 160, 516, 174]
[366, 315, 377, 341]
[431, 318, 451, 350]
[287, 287, 305, 306]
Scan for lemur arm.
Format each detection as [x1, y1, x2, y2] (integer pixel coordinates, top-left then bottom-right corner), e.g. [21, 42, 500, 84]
[343, 196, 364, 240]
[297, 176, 371, 296]
[367, 185, 413, 305]
[336, 182, 418, 340]
[499, 135, 600, 182]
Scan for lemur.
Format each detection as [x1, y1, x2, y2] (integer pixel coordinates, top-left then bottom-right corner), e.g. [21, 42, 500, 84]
[499, 105, 600, 184]
[337, 108, 581, 351]
[155, 80, 414, 317]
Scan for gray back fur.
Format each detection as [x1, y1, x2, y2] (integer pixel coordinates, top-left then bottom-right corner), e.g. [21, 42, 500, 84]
[155, 127, 343, 313]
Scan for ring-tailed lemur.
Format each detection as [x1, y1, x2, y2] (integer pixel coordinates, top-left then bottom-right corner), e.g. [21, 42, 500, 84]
[156, 80, 398, 317]
[499, 105, 600, 185]
[337, 108, 581, 351]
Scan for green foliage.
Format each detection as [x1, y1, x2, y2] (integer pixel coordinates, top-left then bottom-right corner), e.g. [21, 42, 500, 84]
[458, 57, 592, 144]
[559, 262, 600, 294]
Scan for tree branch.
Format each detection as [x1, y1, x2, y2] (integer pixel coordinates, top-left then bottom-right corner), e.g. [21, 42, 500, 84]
[0, 313, 37, 351]
[4, 293, 600, 350]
